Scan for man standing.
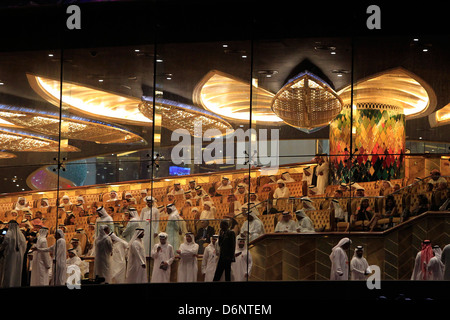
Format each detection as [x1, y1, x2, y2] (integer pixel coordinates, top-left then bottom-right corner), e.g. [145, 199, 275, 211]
[411, 240, 433, 280]
[231, 237, 252, 282]
[441, 243, 450, 280]
[350, 245, 370, 280]
[176, 232, 199, 282]
[126, 228, 147, 283]
[202, 235, 219, 282]
[0, 220, 27, 287]
[30, 227, 51, 286]
[151, 232, 175, 283]
[428, 245, 444, 280]
[213, 220, 236, 282]
[315, 154, 329, 195]
[329, 237, 351, 280]
[94, 225, 113, 284]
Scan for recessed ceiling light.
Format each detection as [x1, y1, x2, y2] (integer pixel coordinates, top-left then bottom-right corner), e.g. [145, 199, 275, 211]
[0, 82, 4, 85]
[48, 53, 54, 57]
[413, 38, 419, 41]
[156, 59, 163, 63]
[98, 79, 104, 82]
[241, 55, 247, 58]
[423, 48, 428, 52]
[222, 44, 228, 48]
[134, 49, 140, 52]
[337, 74, 343, 77]
[331, 51, 336, 55]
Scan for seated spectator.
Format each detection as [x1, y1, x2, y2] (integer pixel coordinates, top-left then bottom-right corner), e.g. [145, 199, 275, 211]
[117, 199, 131, 213]
[64, 212, 76, 225]
[208, 186, 221, 198]
[294, 209, 315, 233]
[428, 169, 446, 189]
[200, 201, 216, 220]
[169, 182, 185, 196]
[369, 195, 398, 231]
[350, 198, 373, 230]
[226, 194, 242, 217]
[273, 180, 290, 200]
[431, 181, 448, 210]
[379, 180, 393, 196]
[280, 171, 295, 183]
[217, 177, 233, 191]
[274, 211, 298, 233]
[241, 206, 265, 242]
[106, 190, 120, 203]
[15, 197, 31, 211]
[195, 220, 215, 254]
[409, 194, 429, 218]
[234, 184, 248, 197]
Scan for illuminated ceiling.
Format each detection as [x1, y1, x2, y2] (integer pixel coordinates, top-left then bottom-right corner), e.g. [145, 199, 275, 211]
[337, 67, 436, 119]
[0, 127, 79, 152]
[27, 73, 150, 126]
[429, 102, 450, 128]
[27, 73, 233, 137]
[0, 105, 145, 144]
[193, 70, 283, 123]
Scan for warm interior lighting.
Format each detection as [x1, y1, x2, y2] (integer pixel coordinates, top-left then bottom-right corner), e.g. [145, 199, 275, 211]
[193, 70, 283, 123]
[429, 102, 450, 127]
[0, 105, 145, 144]
[337, 67, 436, 119]
[271, 72, 343, 129]
[0, 128, 79, 152]
[27, 74, 151, 126]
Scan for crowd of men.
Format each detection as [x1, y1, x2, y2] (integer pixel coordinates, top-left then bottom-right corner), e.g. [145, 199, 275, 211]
[0, 157, 449, 287]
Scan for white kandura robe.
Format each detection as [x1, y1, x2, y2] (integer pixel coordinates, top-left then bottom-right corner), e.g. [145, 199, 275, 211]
[427, 248, 445, 281]
[241, 210, 265, 242]
[94, 226, 113, 283]
[126, 231, 147, 283]
[231, 244, 252, 282]
[350, 253, 370, 280]
[177, 237, 199, 282]
[0, 222, 26, 288]
[441, 244, 450, 280]
[315, 161, 329, 195]
[150, 242, 175, 283]
[273, 186, 290, 199]
[110, 233, 128, 284]
[274, 219, 298, 233]
[201, 241, 219, 282]
[166, 210, 182, 251]
[30, 228, 52, 286]
[329, 238, 351, 280]
[38, 230, 67, 286]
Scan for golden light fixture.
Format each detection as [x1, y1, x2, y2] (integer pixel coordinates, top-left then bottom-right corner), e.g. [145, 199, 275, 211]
[28, 74, 233, 136]
[0, 151, 16, 159]
[0, 128, 79, 152]
[337, 67, 436, 119]
[139, 97, 233, 137]
[0, 105, 145, 144]
[429, 102, 450, 127]
[193, 70, 283, 123]
[271, 71, 343, 129]
[27, 73, 150, 126]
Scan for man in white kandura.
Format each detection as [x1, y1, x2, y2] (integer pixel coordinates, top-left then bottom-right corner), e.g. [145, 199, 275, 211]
[30, 227, 52, 286]
[315, 155, 329, 195]
[33, 229, 67, 286]
[427, 245, 444, 281]
[329, 237, 351, 280]
[201, 235, 219, 282]
[350, 245, 371, 280]
[176, 232, 199, 282]
[0, 220, 26, 288]
[151, 232, 175, 283]
[126, 228, 147, 283]
[94, 225, 113, 284]
[231, 237, 252, 282]
[110, 232, 129, 284]
[274, 212, 298, 233]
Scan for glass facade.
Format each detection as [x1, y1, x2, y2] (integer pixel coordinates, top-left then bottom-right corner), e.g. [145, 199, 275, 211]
[0, 1, 448, 292]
